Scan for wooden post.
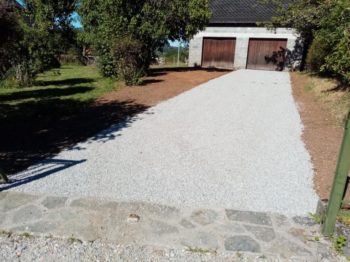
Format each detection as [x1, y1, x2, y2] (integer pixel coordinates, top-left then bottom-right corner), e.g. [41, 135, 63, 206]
[322, 112, 350, 236]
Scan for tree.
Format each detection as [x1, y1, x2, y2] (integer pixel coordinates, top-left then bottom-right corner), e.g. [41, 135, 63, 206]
[0, 0, 23, 79]
[263, 0, 350, 85]
[317, 0, 350, 85]
[261, 0, 331, 70]
[0, 0, 78, 86]
[79, 0, 211, 84]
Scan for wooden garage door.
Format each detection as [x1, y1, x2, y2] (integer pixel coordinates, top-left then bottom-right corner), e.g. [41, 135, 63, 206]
[247, 39, 287, 71]
[202, 38, 236, 69]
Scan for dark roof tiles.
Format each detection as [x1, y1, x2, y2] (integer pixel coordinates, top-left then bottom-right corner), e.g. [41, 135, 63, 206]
[209, 0, 287, 24]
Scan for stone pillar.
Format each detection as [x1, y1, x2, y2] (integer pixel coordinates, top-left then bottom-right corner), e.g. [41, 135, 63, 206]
[188, 37, 203, 67]
[234, 37, 249, 69]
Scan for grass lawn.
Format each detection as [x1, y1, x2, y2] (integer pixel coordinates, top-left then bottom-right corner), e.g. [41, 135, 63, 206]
[0, 65, 147, 174]
[0, 65, 117, 105]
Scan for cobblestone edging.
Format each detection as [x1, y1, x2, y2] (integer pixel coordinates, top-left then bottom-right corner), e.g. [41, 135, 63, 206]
[0, 192, 343, 261]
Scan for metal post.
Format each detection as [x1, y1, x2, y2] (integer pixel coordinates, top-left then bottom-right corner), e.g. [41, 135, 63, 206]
[322, 111, 350, 236]
[177, 41, 181, 67]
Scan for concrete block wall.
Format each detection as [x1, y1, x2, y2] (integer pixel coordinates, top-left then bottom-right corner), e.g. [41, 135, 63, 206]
[188, 37, 203, 67]
[189, 27, 302, 70]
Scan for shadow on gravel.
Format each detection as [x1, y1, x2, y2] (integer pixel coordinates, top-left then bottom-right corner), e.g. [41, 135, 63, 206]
[0, 159, 86, 191]
[0, 97, 148, 175]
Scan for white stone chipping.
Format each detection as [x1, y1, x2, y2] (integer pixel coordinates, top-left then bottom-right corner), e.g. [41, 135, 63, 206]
[5, 70, 319, 216]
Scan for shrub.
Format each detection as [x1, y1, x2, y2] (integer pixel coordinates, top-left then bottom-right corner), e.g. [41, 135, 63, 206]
[322, 27, 350, 85]
[97, 47, 118, 78]
[113, 37, 145, 85]
[0, 0, 22, 80]
[306, 35, 330, 72]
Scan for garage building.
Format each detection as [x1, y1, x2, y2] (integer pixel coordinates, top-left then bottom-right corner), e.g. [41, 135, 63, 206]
[189, 0, 302, 71]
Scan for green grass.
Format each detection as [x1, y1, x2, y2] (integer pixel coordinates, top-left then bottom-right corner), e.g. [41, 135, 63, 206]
[304, 82, 315, 92]
[0, 65, 117, 105]
[338, 210, 350, 226]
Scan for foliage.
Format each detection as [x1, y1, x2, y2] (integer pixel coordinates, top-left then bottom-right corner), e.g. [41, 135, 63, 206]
[0, 0, 78, 86]
[0, 0, 22, 79]
[79, 0, 211, 85]
[338, 210, 350, 226]
[308, 212, 322, 224]
[306, 36, 329, 72]
[113, 37, 144, 85]
[264, 0, 330, 41]
[263, 0, 350, 85]
[334, 235, 348, 254]
[318, 1, 350, 85]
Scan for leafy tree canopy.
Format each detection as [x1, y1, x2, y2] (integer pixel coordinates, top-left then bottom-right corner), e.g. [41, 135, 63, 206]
[262, 0, 350, 85]
[79, 0, 211, 83]
[0, 0, 22, 78]
[0, 0, 78, 86]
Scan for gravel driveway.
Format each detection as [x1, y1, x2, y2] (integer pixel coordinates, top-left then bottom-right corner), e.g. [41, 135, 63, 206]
[4, 70, 318, 215]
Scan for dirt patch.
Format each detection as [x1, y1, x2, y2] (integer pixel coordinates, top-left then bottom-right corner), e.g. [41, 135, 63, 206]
[98, 68, 229, 106]
[290, 72, 345, 201]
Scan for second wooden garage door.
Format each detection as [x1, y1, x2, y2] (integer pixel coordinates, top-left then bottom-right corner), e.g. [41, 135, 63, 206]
[247, 39, 287, 71]
[202, 38, 236, 69]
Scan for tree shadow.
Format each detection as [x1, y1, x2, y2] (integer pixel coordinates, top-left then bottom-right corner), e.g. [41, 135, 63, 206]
[150, 67, 231, 73]
[0, 97, 149, 175]
[322, 82, 350, 92]
[139, 79, 164, 86]
[0, 86, 94, 102]
[264, 47, 287, 71]
[285, 37, 304, 71]
[36, 78, 95, 87]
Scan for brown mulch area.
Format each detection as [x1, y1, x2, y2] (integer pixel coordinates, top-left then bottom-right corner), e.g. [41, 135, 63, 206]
[98, 68, 228, 106]
[0, 68, 228, 175]
[290, 73, 345, 201]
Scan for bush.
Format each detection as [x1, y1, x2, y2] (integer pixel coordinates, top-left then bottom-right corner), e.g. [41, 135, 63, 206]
[0, 1, 22, 80]
[307, 0, 350, 85]
[97, 48, 118, 78]
[322, 28, 350, 85]
[113, 37, 145, 86]
[306, 35, 330, 72]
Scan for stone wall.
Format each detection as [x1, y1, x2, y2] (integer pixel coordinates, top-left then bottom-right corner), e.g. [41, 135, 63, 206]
[188, 27, 302, 70]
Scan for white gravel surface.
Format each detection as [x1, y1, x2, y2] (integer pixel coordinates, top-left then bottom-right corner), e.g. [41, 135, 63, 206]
[5, 70, 318, 215]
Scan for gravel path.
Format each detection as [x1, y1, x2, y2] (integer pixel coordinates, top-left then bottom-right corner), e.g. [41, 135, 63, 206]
[4, 70, 318, 215]
[3, 233, 336, 262]
[0, 233, 236, 262]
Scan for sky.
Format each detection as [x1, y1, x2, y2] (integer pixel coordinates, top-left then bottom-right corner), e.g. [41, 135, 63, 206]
[71, 12, 82, 28]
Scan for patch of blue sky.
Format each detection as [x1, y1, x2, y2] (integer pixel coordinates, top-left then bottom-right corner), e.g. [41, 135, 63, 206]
[71, 12, 82, 28]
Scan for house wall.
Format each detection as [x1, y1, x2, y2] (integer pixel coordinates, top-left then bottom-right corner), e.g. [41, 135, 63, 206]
[189, 27, 302, 70]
